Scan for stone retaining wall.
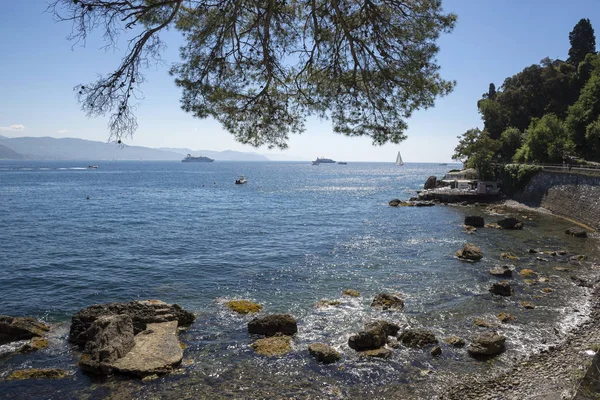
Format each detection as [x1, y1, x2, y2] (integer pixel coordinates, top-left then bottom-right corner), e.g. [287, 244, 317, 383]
[514, 171, 600, 230]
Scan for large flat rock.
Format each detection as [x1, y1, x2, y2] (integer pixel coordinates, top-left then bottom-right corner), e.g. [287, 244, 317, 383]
[109, 321, 183, 377]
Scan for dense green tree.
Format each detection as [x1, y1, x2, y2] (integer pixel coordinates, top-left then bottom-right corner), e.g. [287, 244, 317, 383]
[568, 18, 596, 67]
[452, 128, 501, 179]
[514, 114, 573, 163]
[566, 74, 600, 156]
[498, 127, 523, 161]
[585, 116, 600, 161]
[50, 0, 456, 148]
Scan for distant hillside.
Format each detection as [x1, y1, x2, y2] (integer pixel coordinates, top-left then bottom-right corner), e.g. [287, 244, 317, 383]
[0, 137, 275, 161]
[159, 147, 269, 161]
[1, 137, 182, 160]
[0, 144, 25, 159]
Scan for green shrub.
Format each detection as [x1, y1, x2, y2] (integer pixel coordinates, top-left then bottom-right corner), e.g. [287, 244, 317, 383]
[498, 164, 542, 195]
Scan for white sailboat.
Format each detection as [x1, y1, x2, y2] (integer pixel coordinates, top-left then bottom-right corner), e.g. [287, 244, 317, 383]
[395, 151, 404, 166]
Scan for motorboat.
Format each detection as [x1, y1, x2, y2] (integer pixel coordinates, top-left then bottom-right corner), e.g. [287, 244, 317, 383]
[235, 175, 248, 184]
[87, 165, 98, 169]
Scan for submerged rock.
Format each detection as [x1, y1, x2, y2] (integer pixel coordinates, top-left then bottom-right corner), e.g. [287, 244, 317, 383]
[7, 368, 69, 381]
[496, 313, 516, 323]
[444, 336, 466, 348]
[465, 216, 485, 227]
[456, 243, 483, 261]
[314, 300, 341, 309]
[226, 300, 263, 314]
[251, 335, 291, 357]
[0, 316, 50, 345]
[69, 300, 195, 348]
[489, 281, 513, 297]
[359, 348, 393, 359]
[398, 328, 438, 348]
[497, 217, 524, 230]
[489, 265, 513, 277]
[248, 314, 297, 337]
[565, 227, 588, 238]
[519, 269, 537, 278]
[468, 332, 506, 358]
[308, 343, 341, 364]
[474, 318, 496, 328]
[342, 289, 360, 297]
[371, 293, 404, 311]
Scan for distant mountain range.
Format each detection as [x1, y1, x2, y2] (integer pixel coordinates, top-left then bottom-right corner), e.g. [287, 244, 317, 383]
[0, 136, 302, 161]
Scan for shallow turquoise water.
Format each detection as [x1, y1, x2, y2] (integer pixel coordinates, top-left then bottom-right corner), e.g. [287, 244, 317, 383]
[0, 160, 597, 398]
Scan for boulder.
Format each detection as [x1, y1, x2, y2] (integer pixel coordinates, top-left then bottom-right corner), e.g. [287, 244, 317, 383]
[69, 300, 195, 348]
[488, 265, 513, 277]
[455, 243, 483, 261]
[424, 176, 437, 190]
[489, 281, 513, 297]
[389, 199, 401, 207]
[444, 336, 466, 348]
[79, 315, 135, 375]
[359, 348, 393, 359]
[348, 328, 387, 351]
[0, 316, 50, 345]
[108, 321, 184, 377]
[521, 301, 535, 309]
[565, 227, 588, 238]
[248, 314, 297, 337]
[250, 336, 291, 357]
[497, 313, 516, 323]
[467, 332, 506, 358]
[497, 217, 523, 230]
[364, 320, 401, 337]
[226, 300, 263, 314]
[342, 289, 360, 297]
[500, 252, 519, 260]
[371, 293, 404, 311]
[465, 216, 485, 228]
[398, 329, 438, 348]
[7, 368, 69, 381]
[308, 343, 341, 364]
[430, 346, 442, 356]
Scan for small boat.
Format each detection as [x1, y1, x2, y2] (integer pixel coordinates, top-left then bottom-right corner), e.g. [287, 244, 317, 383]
[87, 165, 98, 169]
[395, 151, 404, 166]
[439, 163, 448, 166]
[235, 175, 248, 184]
[337, 162, 347, 165]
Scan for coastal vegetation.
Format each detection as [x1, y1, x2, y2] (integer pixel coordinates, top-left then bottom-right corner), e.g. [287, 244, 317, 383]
[50, 0, 456, 148]
[453, 18, 600, 171]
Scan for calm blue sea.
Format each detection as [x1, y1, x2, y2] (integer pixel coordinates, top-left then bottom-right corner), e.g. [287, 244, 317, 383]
[0, 160, 596, 398]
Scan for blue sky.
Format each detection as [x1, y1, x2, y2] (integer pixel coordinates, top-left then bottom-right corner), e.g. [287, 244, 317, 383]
[1, 1, 599, 162]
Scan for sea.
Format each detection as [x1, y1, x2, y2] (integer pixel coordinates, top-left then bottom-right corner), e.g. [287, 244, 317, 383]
[0, 160, 598, 399]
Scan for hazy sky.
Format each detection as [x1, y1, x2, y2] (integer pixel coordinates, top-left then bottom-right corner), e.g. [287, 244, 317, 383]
[1, 1, 599, 162]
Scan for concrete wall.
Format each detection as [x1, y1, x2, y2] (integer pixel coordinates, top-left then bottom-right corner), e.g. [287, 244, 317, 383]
[515, 171, 600, 230]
